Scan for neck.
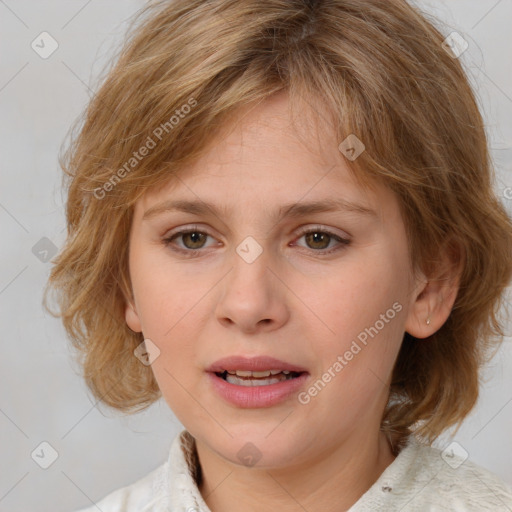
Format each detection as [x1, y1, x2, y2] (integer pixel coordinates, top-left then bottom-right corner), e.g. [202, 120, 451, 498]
[196, 430, 395, 512]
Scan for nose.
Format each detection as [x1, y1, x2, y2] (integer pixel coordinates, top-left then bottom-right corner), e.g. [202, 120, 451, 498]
[214, 246, 290, 334]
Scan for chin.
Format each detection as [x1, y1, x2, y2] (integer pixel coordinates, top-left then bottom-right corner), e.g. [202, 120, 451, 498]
[208, 431, 303, 469]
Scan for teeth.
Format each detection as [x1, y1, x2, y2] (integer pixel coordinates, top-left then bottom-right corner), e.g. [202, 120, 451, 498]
[225, 369, 292, 377]
[252, 370, 271, 377]
[235, 370, 256, 377]
[224, 372, 294, 386]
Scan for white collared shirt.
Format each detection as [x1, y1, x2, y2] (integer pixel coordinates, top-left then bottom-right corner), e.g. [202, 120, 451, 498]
[74, 429, 512, 511]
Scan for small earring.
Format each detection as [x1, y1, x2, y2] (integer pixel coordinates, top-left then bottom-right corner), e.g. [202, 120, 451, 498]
[426, 316, 431, 325]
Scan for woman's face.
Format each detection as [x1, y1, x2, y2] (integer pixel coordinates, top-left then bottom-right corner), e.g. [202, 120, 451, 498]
[125, 91, 426, 469]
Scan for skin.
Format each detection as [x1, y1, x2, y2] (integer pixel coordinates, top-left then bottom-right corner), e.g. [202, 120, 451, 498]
[125, 91, 460, 512]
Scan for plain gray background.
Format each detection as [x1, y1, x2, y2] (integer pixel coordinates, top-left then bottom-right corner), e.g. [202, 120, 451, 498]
[1, 1, 511, 511]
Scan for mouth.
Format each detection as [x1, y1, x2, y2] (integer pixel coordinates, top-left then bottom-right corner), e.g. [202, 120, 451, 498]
[206, 355, 309, 407]
[214, 369, 305, 387]
[207, 355, 309, 387]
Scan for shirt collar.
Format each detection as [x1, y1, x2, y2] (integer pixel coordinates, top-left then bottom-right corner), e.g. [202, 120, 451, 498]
[158, 429, 419, 512]
[161, 429, 211, 512]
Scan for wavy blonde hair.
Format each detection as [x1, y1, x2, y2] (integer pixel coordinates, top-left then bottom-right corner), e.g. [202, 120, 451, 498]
[44, 0, 512, 448]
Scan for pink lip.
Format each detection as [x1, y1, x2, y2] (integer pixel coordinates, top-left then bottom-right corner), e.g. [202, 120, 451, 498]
[206, 355, 308, 373]
[206, 371, 310, 408]
[205, 355, 309, 408]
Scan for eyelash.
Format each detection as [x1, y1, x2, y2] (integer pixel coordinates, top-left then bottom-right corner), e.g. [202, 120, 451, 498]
[162, 224, 351, 257]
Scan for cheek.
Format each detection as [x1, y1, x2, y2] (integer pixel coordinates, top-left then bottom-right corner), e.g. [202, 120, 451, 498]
[130, 260, 214, 401]
[131, 252, 212, 339]
[299, 250, 407, 394]
[304, 254, 404, 339]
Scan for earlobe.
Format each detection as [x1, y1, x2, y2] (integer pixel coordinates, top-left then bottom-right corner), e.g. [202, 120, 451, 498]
[405, 241, 462, 339]
[404, 277, 432, 339]
[125, 300, 142, 333]
[404, 282, 452, 339]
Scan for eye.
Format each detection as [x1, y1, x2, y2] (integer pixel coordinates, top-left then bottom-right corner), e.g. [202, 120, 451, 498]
[162, 225, 351, 256]
[293, 226, 351, 254]
[162, 226, 218, 254]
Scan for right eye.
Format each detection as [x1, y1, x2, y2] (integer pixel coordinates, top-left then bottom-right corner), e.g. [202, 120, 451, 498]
[162, 226, 218, 255]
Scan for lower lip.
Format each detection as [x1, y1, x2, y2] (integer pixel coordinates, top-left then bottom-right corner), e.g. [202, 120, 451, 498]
[207, 372, 309, 408]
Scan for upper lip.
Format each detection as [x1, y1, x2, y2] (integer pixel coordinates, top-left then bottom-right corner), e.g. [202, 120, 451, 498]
[207, 355, 308, 373]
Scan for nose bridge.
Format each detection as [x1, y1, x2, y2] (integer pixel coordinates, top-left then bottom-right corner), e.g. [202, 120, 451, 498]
[227, 237, 275, 305]
[214, 237, 289, 332]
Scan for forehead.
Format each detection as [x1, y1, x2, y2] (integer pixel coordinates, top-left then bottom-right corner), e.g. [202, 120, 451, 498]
[134, 91, 394, 221]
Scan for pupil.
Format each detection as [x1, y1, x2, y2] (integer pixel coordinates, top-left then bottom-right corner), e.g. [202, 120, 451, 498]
[306, 232, 329, 249]
[184, 232, 205, 249]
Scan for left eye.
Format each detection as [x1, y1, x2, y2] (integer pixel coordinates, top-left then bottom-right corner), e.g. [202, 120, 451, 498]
[295, 229, 350, 252]
[163, 229, 214, 251]
[162, 227, 350, 254]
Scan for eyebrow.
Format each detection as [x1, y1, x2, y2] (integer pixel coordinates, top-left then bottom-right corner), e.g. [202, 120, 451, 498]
[142, 197, 378, 222]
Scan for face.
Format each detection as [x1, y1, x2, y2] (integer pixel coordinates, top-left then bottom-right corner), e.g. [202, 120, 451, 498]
[125, 91, 426, 469]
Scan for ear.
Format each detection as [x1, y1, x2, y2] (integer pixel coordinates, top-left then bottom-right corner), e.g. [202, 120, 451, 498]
[125, 298, 143, 333]
[404, 239, 463, 339]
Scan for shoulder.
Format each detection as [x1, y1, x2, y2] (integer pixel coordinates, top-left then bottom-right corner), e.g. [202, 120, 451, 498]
[72, 462, 169, 512]
[410, 441, 512, 511]
[351, 438, 512, 512]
